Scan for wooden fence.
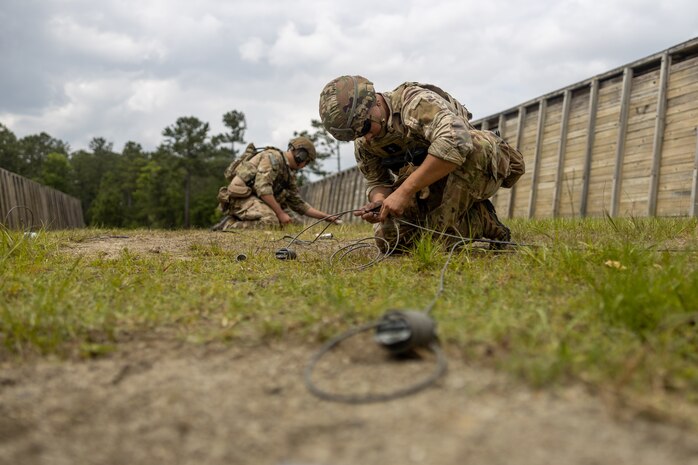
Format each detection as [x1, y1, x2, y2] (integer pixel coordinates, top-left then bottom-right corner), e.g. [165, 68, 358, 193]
[301, 37, 698, 220]
[0, 167, 85, 230]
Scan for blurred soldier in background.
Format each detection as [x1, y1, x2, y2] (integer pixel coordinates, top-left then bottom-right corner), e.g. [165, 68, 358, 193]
[213, 136, 339, 230]
[318, 75, 525, 250]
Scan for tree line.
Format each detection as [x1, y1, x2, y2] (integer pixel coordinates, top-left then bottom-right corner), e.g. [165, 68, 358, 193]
[0, 112, 340, 228]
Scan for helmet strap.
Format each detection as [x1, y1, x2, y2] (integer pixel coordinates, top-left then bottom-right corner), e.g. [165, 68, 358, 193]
[292, 148, 309, 165]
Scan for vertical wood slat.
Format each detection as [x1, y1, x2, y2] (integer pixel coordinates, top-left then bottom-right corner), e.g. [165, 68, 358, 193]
[508, 106, 526, 219]
[648, 52, 671, 216]
[335, 172, 345, 214]
[610, 67, 634, 217]
[580, 78, 599, 217]
[528, 99, 547, 218]
[332, 174, 340, 214]
[492, 113, 506, 210]
[689, 127, 698, 216]
[553, 90, 572, 217]
[343, 171, 353, 213]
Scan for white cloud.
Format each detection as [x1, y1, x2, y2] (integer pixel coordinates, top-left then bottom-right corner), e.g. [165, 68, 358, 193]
[126, 79, 179, 112]
[1, 0, 696, 167]
[239, 37, 267, 63]
[48, 16, 167, 63]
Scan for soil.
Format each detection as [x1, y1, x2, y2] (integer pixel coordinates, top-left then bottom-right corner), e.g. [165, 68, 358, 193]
[1, 231, 697, 465]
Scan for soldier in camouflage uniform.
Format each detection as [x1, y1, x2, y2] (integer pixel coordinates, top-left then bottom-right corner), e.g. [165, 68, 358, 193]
[318, 75, 525, 250]
[213, 136, 339, 230]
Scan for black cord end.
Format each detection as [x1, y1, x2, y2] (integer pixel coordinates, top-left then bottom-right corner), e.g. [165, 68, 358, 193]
[275, 247, 297, 260]
[374, 310, 437, 354]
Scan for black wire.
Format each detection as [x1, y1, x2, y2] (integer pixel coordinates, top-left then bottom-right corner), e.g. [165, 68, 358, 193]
[395, 217, 537, 248]
[3, 205, 35, 232]
[303, 322, 448, 404]
[281, 209, 357, 249]
[275, 209, 401, 270]
[423, 240, 466, 315]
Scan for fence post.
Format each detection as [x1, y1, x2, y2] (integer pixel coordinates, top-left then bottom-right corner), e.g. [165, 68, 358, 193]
[610, 67, 633, 217]
[648, 52, 670, 216]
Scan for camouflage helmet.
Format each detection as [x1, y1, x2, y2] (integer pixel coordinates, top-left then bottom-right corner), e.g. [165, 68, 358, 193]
[318, 75, 376, 142]
[288, 136, 317, 164]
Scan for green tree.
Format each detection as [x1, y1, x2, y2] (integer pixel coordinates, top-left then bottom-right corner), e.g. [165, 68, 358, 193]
[132, 150, 184, 228]
[292, 120, 338, 184]
[40, 152, 75, 194]
[219, 110, 246, 156]
[161, 117, 213, 228]
[70, 137, 119, 224]
[90, 171, 127, 227]
[119, 142, 149, 226]
[0, 123, 20, 173]
[17, 132, 69, 180]
[309, 118, 343, 172]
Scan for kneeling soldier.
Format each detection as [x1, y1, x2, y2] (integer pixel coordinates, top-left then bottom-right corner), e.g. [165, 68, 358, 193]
[213, 136, 339, 230]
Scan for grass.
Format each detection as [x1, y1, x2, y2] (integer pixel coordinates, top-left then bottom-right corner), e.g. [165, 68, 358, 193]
[1, 217, 697, 420]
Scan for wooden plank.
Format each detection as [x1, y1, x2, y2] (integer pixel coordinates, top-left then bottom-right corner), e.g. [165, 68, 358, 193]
[528, 99, 546, 218]
[535, 97, 564, 218]
[553, 90, 572, 216]
[692, 127, 698, 217]
[614, 65, 661, 216]
[649, 53, 671, 216]
[513, 106, 540, 217]
[610, 67, 633, 216]
[580, 79, 599, 216]
[508, 106, 526, 218]
[494, 113, 511, 216]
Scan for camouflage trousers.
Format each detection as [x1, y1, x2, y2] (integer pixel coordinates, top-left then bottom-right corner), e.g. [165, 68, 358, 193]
[373, 162, 510, 252]
[373, 130, 524, 251]
[217, 189, 287, 229]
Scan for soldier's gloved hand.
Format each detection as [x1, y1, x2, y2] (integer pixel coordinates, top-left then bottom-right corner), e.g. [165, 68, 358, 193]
[354, 201, 383, 224]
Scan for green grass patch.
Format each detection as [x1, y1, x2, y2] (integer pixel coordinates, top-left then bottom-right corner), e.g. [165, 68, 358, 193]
[1, 218, 697, 413]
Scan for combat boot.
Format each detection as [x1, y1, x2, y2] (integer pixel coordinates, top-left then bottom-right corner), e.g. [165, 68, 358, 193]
[473, 199, 511, 248]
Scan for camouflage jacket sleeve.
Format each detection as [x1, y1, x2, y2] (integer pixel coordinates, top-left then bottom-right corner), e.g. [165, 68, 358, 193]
[400, 87, 474, 166]
[355, 139, 394, 199]
[280, 181, 311, 215]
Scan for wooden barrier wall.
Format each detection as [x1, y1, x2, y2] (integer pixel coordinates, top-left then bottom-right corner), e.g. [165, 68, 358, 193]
[301, 37, 698, 219]
[484, 36, 698, 219]
[301, 168, 368, 223]
[0, 167, 85, 230]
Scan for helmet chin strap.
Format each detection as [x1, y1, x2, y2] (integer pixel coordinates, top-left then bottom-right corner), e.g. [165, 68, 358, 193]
[368, 97, 388, 137]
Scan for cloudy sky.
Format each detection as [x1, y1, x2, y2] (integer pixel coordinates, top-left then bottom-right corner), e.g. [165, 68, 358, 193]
[1, 0, 697, 174]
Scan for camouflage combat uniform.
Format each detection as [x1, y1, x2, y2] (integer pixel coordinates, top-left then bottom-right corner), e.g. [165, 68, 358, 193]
[355, 82, 525, 250]
[216, 147, 310, 229]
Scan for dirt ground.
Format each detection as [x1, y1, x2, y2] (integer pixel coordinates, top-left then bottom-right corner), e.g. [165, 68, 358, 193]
[1, 231, 697, 465]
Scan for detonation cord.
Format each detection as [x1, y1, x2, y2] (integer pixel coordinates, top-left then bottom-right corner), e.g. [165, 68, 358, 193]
[303, 323, 448, 404]
[303, 238, 470, 404]
[277, 208, 403, 270]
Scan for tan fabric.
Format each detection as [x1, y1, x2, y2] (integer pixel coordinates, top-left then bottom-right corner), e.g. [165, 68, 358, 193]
[216, 143, 316, 229]
[355, 82, 524, 198]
